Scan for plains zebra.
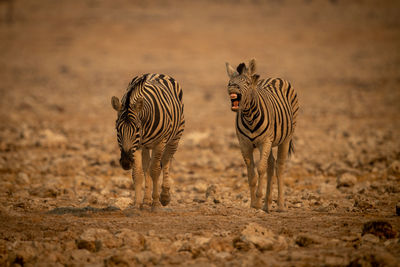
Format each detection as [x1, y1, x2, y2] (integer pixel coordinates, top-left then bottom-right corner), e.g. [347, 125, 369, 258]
[225, 59, 299, 212]
[111, 73, 185, 210]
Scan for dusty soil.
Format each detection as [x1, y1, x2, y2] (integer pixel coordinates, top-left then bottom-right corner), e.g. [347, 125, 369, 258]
[1, 0, 400, 266]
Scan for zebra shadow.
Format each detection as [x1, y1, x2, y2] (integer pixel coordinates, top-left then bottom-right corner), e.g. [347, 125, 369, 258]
[47, 206, 120, 217]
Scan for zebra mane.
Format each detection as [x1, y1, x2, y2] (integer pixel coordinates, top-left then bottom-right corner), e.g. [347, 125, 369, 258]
[124, 74, 148, 110]
[236, 63, 247, 75]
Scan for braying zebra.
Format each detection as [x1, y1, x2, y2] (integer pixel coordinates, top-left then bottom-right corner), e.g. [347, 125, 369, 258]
[225, 59, 299, 212]
[111, 73, 185, 210]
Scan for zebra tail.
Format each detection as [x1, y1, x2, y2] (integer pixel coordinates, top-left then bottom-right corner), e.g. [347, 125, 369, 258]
[288, 139, 295, 158]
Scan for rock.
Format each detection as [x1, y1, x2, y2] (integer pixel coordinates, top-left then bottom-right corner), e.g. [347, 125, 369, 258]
[36, 129, 67, 148]
[104, 254, 130, 267]
[313, 202, 337, 212]
[8, 243, 37, 266]
[205, 185, 217, 199]
[69, 249, 93, 262]
[115, 229, 145, 251]
[337, 173, 357, 188]
[194, 236, 211, 248]
[104, 249, 136, 267]
[111, 176, 132, 189]
[295, 234, 323, 247]
[193, 182, 208, 193]
[145, 237, 174, 255]
[184, 131, 210, 147]
[16, 172, 30, 184]
[29, 184, 60, 198]
[134, 251, 160, 265]
[239, 223, 287, 251]
[77, 228, 120, 252]
[112, 197, 133, 210]
[362, 221, 397, 239]
[354, 198, 374, 211]
[208, 237, 234, 253]
[388, 160, 400, 175]
[361, 233, 380, 244]
[349, 251, 398, 267]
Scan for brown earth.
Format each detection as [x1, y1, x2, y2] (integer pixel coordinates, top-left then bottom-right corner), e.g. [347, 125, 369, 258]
[0, 0, 400, 266]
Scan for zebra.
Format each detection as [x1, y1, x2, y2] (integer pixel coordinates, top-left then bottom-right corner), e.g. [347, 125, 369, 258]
[111, 73, 185, 210]
[225, 59, 299, 212]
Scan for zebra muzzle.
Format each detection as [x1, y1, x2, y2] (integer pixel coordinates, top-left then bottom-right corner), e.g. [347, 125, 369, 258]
[230, 93, 241, 111]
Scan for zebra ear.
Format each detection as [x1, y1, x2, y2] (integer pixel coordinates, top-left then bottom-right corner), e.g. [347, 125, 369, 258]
[226, 62, 238, 78]
[251, 74, 260, 86]
[132, 97, 144, 113]
[111, 96, 121, 112]
[248, 58, 256, 75]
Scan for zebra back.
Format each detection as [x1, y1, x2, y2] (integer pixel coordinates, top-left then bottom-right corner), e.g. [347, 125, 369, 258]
[236, 77, 298, 150]
[120, 73, 185, 148]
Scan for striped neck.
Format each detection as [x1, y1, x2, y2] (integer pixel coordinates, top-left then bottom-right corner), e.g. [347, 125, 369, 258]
[240, 89, 262, 126]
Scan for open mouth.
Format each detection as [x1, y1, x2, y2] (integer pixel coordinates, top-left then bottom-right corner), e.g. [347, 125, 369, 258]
[230, 93, 241, 111]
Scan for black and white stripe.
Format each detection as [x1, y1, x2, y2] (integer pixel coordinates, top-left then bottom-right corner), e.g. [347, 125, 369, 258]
[117, 73, 184, 154]
[111, 73, 184, 208]
[226, 59, 298, 212]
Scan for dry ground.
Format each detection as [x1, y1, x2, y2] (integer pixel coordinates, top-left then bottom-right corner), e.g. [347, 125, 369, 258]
[0, 0, 400, 266]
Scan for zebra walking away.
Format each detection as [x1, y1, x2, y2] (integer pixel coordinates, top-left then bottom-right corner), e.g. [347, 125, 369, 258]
[225, 59, 299, 212]
[111, 73, 185, 210]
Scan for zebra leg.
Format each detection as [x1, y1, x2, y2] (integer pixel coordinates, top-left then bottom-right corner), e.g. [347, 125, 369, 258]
[149, 142, 166, 210]
[255, 142, 272, 210]
[159, 147, 174, 206]
[141, 148, 152, 209]
[263, 153, 275, 213]
[276, 140, 290, 212]
[160, 138, 180, 206]
[132, 150, 144, 209]
[239, 144, 258, 209]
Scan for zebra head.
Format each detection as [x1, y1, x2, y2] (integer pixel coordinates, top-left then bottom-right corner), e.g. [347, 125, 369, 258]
[111, 96, 144, 170]
[225, 59, 258, 112]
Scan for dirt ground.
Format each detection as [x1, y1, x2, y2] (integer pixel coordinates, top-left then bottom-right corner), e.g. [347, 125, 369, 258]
[0, 0, 400, 266]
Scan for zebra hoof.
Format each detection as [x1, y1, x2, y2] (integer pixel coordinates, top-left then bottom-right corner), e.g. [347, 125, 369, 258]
[277, 206, 287, 212]
[140, 203, 152, 212]
[160, 192, 171, 206]
[262, 205, 270, 213]
[151, 202, 162, 212]
[251, 199, 262, 210]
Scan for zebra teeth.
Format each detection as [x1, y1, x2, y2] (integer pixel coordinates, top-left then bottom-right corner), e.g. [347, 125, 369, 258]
[230, 93, 241, 111]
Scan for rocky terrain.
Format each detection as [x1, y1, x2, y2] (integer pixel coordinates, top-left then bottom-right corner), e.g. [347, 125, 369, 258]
[0, 0, 399, 266]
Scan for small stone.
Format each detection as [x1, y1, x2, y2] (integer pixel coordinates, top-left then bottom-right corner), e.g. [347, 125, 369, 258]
[205, 184, 217, 199]
[115, 229, 145, 251]
[193, 198, 206, 203]
[349, 251, 398, 267]
[388, 160, 400, 175]
[69, 249, 92, 262]
[361, 234, 380, 244]
[295, 234, 323, 247]
[111, 176, 132, 189]
[354, 198, 374, 211]
[193, 182, 208, 193]
[362, 221, 397, 239]
[16, 172, 30, 184]
[112, 197, 133, 210]
[240, 223, 287, 251]
[337, 173, 357, 188]
[36, 129, 67, 148]
[145, 237, 174, 255]
[77, 228, 120, 252]
[134, 251, 160, 265]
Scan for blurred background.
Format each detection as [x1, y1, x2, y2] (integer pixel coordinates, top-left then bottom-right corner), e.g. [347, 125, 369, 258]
[1, 0, 399, 176]
[0, 0, 400, 265]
